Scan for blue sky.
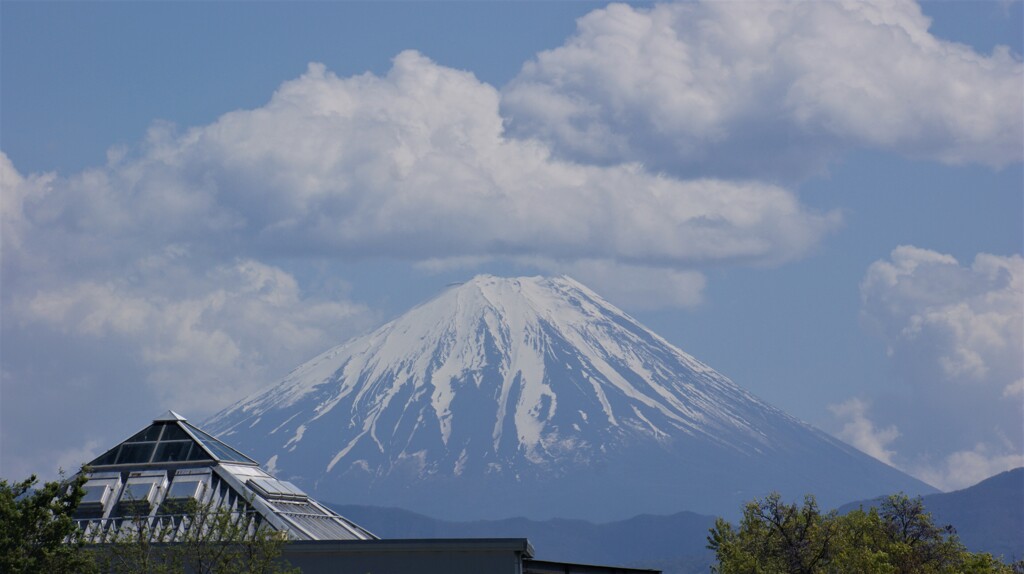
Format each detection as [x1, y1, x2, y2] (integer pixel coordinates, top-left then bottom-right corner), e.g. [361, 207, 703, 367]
[2, 1, 1021, 495]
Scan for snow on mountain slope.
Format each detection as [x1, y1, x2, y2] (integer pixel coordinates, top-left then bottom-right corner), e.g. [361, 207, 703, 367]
[206, 275, 934, 520]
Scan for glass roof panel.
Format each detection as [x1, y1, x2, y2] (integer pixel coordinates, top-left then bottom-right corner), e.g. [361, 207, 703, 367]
[153, 441, 198, 463]
[87, 417, 257, 467]
[279, 513, 364, 540]
[116, 443, 155, 465]
[248, 478, 308, 502]
[205, 442, 239, 461]
[183, 423, 257, 464]
[185, 444, 212, 461]
[127, 425, 163, 443]
[279, 481, 306, 497]
[90, 447, 121, 467]
[88, 420, 233, 467]
[159, 424, 190, 441]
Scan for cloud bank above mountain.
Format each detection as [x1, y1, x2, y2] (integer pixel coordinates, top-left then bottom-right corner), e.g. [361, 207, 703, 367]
[503, 1, 1022, 180]
[1, 1, 1020, 488]
[0, 47, 838, 467]
[3, 55, 838, 270]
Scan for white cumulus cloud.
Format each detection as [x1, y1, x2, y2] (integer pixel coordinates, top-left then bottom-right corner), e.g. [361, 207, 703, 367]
[861, 246, 1023, 387]
[853, 246, 1024, 490]
[503, 1, 1023, 180]
[17, 254, 373, 412]
[0, 48, 841, 457]
[53, 53, 830, 267]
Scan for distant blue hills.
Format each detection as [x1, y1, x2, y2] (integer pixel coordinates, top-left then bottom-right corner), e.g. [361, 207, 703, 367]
[840, 467, 1023, 562]
[330, 467, 1023, 573]
[328, 502, 715, 572]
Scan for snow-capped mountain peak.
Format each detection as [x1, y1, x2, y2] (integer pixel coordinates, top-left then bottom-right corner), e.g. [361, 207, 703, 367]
[207, 275, 933, 520]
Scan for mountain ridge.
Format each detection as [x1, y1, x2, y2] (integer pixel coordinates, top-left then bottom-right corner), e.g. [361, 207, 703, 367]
[328, 468, 1021, 574]
[207, 275, 934, 520]
[327, 502, 715, 572]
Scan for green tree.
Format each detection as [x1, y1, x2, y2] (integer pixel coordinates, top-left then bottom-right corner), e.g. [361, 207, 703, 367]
[175, 497, 298, 574]
[707, 493, 838, 574]
[709, 492, 1017, 574]
[103, 497, 299, 574]
[0, 470, 98, 574]
[101, 507, 182, 574]
[876, 494, 964, 573]
[829, 506, 894, 573]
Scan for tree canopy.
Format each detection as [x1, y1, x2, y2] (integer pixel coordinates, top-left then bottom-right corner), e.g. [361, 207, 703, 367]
[0, 471, 98, 574]
[708, 492, 1022, 574]
[101, 497, 299, 574]
[0, 470, 297, 574]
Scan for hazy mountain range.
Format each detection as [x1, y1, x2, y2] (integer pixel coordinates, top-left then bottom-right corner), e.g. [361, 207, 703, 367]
[333, 467, 1023, 573]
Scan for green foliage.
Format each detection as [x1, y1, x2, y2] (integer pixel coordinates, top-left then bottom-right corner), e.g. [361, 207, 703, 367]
[0, 469, 298, 574]
[709, 492, 1017, 574]
[102, 497, 299, 574]
[0, 470, 99, 574]
[708, 493, 839, 574]
[100, 509, 182, 574]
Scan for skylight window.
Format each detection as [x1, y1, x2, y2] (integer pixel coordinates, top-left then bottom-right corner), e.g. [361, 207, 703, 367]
[247, 478, 308, 502]
[166, 480, 204, 500]
[159, 469, 211, 514]
[81, 484, 112, 505]
[77, 484, 117, 519]
[123, 482, 155, 503]
[74, 472, 122, 520]
[117, 471, 167, 516]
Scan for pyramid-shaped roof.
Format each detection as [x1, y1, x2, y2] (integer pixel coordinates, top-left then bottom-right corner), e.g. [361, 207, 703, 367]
[74, 412, 375, 542]
[87, 412, 258, 467]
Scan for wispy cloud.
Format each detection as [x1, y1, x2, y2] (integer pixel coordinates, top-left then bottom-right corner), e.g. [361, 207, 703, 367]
[830, 397, 1023, 491]
[829, 398, 899, 466]
[532, 258, 707, 311]
[911, 443, 1024, 492]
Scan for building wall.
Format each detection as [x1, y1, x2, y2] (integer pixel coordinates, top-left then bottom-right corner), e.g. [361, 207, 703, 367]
[282, 539, 529, 574]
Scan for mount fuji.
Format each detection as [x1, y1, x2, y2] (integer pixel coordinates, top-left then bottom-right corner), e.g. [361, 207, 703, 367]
[206, 275, 934, 520]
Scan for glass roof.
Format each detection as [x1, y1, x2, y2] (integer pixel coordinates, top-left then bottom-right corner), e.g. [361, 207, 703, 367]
[88, 417, 257, 467]
[181, 422, 256, 464]
[74, 412, 376, 542]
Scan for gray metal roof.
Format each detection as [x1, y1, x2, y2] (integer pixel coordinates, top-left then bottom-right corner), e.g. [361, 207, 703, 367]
[73, 412, 376, 542]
